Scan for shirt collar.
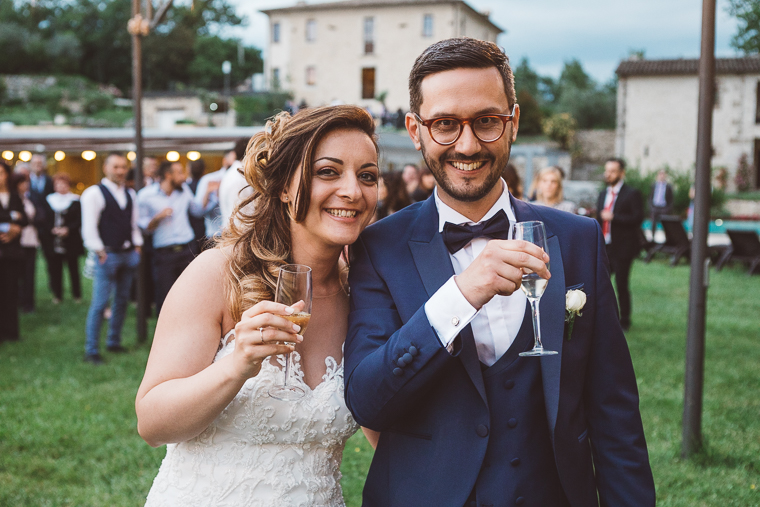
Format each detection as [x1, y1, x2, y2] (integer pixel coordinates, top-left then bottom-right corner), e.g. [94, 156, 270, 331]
[101, 177, 125, 193]
[435, 178, 516, 233]
[608, 179, 624, 194]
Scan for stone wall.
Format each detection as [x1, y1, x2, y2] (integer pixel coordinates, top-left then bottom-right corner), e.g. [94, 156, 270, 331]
[572, 129, 615, 181]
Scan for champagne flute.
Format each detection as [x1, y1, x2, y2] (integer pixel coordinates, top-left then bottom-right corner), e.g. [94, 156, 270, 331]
[514, 221, 558, 357]
[268, 264, 312, 401]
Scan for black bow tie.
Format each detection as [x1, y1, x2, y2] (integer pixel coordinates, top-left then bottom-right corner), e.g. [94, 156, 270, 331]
[442, 209, 511, 254]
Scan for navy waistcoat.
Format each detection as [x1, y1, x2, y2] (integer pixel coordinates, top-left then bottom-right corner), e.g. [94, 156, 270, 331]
[98, 184, 133, 251]
[469, 303, 569, 507]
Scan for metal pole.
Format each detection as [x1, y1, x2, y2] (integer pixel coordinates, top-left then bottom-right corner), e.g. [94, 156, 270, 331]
[682, 0, 715, 459]
[132, 0, 148, 344]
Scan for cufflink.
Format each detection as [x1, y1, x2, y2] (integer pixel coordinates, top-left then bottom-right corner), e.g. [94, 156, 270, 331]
[451, 316, 460, 326]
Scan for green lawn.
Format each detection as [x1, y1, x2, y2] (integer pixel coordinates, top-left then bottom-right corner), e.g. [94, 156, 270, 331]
[0, 258, 758, 506]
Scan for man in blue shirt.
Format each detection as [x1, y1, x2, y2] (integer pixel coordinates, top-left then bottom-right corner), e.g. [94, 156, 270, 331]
[137, 161, 210, 314]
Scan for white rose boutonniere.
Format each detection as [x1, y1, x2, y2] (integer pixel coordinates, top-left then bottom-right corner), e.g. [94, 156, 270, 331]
[565, 289, 587, 340]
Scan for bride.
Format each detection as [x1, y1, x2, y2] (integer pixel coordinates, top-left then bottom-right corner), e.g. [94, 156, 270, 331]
[136, 105, 380, 506]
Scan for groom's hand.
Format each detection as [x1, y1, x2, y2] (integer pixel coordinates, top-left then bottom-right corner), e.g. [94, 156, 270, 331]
[455, 239, 550, 309]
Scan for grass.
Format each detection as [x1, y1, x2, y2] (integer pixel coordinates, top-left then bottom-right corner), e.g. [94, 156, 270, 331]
[0, 258, 758, 506]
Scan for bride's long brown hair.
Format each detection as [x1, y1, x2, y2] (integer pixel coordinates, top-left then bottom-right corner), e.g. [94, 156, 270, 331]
[217, 105, 378, 321]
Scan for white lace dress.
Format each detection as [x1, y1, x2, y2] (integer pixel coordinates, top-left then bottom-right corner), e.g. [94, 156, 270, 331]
[144, 331, 359, 507]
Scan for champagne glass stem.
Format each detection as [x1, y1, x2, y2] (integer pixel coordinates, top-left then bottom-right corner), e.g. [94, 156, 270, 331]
[529, 298, 545, 351]
[283, 351, 292, 387]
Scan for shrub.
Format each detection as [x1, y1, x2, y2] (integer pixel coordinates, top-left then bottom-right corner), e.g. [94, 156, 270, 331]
[542, 112, 576, 150]
[734, 153, 752, 192]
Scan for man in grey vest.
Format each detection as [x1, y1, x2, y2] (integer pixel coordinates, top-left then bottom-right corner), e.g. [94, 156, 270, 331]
[81, 152, 143, 365]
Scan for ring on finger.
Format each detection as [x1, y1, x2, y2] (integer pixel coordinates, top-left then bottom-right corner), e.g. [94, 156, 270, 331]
[259, 327, 265, 344]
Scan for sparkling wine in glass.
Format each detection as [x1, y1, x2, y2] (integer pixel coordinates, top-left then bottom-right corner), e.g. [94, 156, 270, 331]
[268, 264, 312, 401]
[514, 221, 558, 357]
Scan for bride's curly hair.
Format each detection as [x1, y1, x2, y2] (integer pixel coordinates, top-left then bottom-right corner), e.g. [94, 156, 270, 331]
[217, 105, 378, 321]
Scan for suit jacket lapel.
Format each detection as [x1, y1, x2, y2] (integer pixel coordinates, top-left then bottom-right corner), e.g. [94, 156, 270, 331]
[408, 197, 488, 407]
[512, 196, 563, 441]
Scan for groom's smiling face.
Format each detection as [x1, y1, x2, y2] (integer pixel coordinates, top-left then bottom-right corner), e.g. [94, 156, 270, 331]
[407, 66, 520, 208]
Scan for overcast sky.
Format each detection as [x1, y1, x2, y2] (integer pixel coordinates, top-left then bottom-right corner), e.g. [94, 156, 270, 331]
[223, 0, 742, 84]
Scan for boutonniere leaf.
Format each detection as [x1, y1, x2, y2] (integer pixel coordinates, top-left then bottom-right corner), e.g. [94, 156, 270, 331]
[565, 289, 587, 341]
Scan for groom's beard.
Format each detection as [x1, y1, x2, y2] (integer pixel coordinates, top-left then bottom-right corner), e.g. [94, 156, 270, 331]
[419, 138, 512, 203]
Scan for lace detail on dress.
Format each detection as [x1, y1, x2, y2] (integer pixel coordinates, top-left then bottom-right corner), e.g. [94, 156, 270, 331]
[145, 332, 359, 507]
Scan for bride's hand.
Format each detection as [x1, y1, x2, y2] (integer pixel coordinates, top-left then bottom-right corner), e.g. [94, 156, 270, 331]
[232, 301, 304, 380]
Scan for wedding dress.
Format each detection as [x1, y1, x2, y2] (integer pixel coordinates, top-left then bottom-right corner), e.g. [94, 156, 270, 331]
[145, 330, 359, 507]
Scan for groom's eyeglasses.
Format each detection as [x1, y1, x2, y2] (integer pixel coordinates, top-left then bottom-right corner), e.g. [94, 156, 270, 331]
[414, 104, 517, 146]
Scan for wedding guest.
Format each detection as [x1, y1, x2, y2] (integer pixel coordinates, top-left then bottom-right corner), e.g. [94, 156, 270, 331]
[410, 165, 436, 202]
[597, 158, 644, 331]
[143, 157, 159, 187]
[531, 166, 577, 213]
[45, 173, 84, 304]
[137, 161, 208, 315]
[28, 152, 55, 296]
[649, 169, 673, 236]
[81, 152, 143, 365]
[0, 161, 28, 343]
[136, 105, 379, 504]
[186, 159, 207, 252]
[13, 172, 39, 313]
[377, 171, 411, 217]
[402, 163, 421, 198]
[193, 150, 231, 242]
[218, 138, 254, 228]
[526, 168, 541, 201]
[371, 173, 389, 223]
[502, 163, 523, 199]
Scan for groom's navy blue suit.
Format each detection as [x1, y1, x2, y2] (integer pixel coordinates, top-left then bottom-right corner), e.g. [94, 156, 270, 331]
[345, 194, 655, 506]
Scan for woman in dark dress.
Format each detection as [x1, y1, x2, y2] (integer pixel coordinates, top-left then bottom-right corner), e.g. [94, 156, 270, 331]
[0, 161, 29, 343]
[44, 173, 84, 303]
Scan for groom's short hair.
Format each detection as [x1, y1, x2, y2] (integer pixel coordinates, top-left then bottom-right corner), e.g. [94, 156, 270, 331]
[408, 37, 516, 115]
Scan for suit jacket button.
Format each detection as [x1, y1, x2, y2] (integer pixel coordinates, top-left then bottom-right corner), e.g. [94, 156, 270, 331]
[504, 379, 515, 389]
[409, 345, 418, 356]
[510, 457, 521, 466]
[476, 424, 489, 437]
[507, 418, 517, 428]
[402, 352, 413, 364]
[515, 497, 525, 506]
[396, 356, 407, 367]
[393, 368, 403, 376]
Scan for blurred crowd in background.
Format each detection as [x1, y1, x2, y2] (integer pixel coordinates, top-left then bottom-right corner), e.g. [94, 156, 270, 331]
[1, 145, 587, 356]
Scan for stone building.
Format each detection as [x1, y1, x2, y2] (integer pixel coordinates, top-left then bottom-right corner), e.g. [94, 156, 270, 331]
[615, 56, 760, 190]
[261, 0, 502, 113]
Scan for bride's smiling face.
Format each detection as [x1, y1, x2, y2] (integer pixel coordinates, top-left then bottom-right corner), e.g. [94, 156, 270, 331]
[284, 128, 379, 250]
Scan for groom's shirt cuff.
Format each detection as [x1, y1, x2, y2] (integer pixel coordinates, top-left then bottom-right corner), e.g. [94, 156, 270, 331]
[424, 276, 478, 352]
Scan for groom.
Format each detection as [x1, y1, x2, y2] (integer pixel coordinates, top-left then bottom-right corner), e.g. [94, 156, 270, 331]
[344, 38, 655, 506]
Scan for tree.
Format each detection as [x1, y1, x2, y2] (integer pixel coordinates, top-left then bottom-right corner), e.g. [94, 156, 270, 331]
[187, 36, 263, 90]
[728, 0, 760, 54]
[516, 89, 543, 136]
[0, 0, 258, 93]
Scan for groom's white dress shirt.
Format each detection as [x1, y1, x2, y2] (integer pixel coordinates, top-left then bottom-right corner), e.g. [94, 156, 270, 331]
[424, 180, 528, 366]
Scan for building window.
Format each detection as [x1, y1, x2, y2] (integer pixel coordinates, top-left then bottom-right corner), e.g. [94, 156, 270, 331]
[306, 66, 316, 86]
[364, 17, 374, 54]
[306, 19, 316, 42]
[272, 68, 280, 90]
[423, 14, 433, 37]
[362, 67, 375, 99]
[272, 22, 280, 43]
